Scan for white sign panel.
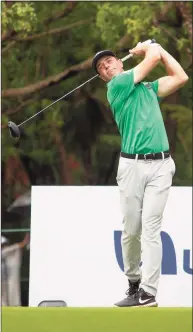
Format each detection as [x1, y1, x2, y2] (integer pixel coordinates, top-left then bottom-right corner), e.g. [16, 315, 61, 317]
[29, 186, 192, 307]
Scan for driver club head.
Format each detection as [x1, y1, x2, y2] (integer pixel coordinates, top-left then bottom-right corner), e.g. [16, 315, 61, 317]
[8, 121, 20, 139]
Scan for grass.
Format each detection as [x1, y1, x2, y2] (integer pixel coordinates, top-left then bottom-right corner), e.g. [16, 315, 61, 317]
[2, 307, 192, 332]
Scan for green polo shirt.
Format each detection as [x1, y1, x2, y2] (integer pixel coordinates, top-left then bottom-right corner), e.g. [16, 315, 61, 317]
[107, 69, 169, 154]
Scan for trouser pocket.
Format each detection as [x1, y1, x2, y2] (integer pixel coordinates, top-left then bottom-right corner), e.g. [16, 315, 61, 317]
[116, 157, 136, 193]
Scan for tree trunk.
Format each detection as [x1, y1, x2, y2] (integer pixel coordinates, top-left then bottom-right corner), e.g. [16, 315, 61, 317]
[4, 156, 30, 200]
[82, 148, 93, 185]
[175, 2, 192, 39]
[54, 130, 73, 185]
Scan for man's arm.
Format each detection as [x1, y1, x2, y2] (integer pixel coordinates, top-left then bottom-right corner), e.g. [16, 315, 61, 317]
[129, 42, 161, 84]
[156, 47, 189, 97]
[19, 233, 30, 249]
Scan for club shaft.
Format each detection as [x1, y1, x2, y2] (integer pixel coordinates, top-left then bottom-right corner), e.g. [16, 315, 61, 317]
[121, 53, 133, 62]
[19, 74, 99, 127]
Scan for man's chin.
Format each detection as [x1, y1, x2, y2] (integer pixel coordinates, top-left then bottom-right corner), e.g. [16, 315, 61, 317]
[102, 73, 117, 82]
[108, 72, 118, 80]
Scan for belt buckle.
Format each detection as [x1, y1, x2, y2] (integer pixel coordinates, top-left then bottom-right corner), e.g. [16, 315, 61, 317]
[144, 153, 154, 161]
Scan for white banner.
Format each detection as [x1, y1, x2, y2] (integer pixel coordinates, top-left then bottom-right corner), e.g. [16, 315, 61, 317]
[29, 186, 192, 307]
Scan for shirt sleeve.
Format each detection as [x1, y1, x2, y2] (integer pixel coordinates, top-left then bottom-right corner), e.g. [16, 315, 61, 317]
[2, 244, 20, 259]
[151, 79, 163, 102]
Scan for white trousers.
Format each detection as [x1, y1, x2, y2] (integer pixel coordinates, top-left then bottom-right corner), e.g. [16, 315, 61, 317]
[116, 155, 175, 296]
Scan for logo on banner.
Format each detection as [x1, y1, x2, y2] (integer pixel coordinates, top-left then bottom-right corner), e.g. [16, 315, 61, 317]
[114, 231, 192, 275]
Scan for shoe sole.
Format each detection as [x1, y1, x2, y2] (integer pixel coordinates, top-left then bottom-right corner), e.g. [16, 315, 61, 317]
[114, 301, 158, 308]
[135, 301, 158, 307]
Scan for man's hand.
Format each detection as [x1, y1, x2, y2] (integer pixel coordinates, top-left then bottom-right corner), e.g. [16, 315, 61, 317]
[129, 42, 160, 57]
[19, 233, 30, 249]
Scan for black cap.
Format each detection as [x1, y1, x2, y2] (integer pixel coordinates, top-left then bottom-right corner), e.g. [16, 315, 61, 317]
[92, 50, 116, 73]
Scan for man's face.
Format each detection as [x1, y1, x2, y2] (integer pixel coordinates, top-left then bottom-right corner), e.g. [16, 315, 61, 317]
[96, 56, 124, 82]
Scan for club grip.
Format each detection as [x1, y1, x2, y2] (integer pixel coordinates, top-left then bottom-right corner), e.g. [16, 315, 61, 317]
[143, 38, 156, 45]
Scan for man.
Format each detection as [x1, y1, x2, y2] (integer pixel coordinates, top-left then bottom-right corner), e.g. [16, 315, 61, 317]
[92, 41, 188, 307]
[1, 234, 29, 306]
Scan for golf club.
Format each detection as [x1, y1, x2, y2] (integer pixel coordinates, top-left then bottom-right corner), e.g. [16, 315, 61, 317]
[8, 39, 156, 139]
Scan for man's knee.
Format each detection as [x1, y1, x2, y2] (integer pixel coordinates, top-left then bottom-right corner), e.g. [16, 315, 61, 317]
[142, 213, 162, 241]
[122, 212, 141, 237]
[121, 229, 141, 243]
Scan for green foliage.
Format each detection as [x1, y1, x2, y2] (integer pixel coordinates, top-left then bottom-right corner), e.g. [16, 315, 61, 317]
[95, 1, 191, 59]
[96, 3, 129, 46]
[98, 134, 120, 147]
[2, 2, 37, 35]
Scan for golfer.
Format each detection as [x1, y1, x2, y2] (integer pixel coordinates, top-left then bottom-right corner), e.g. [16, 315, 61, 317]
[92, 41, 188, 307]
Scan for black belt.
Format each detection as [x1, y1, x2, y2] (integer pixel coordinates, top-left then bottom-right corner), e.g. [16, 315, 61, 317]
[120, 150, 170, 160]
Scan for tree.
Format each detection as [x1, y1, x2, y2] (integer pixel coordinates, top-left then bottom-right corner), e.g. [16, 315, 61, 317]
[1, 1, 192, 211]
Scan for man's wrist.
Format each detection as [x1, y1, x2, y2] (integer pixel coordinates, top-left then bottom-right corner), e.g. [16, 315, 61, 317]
[157, 47, 170, 62]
